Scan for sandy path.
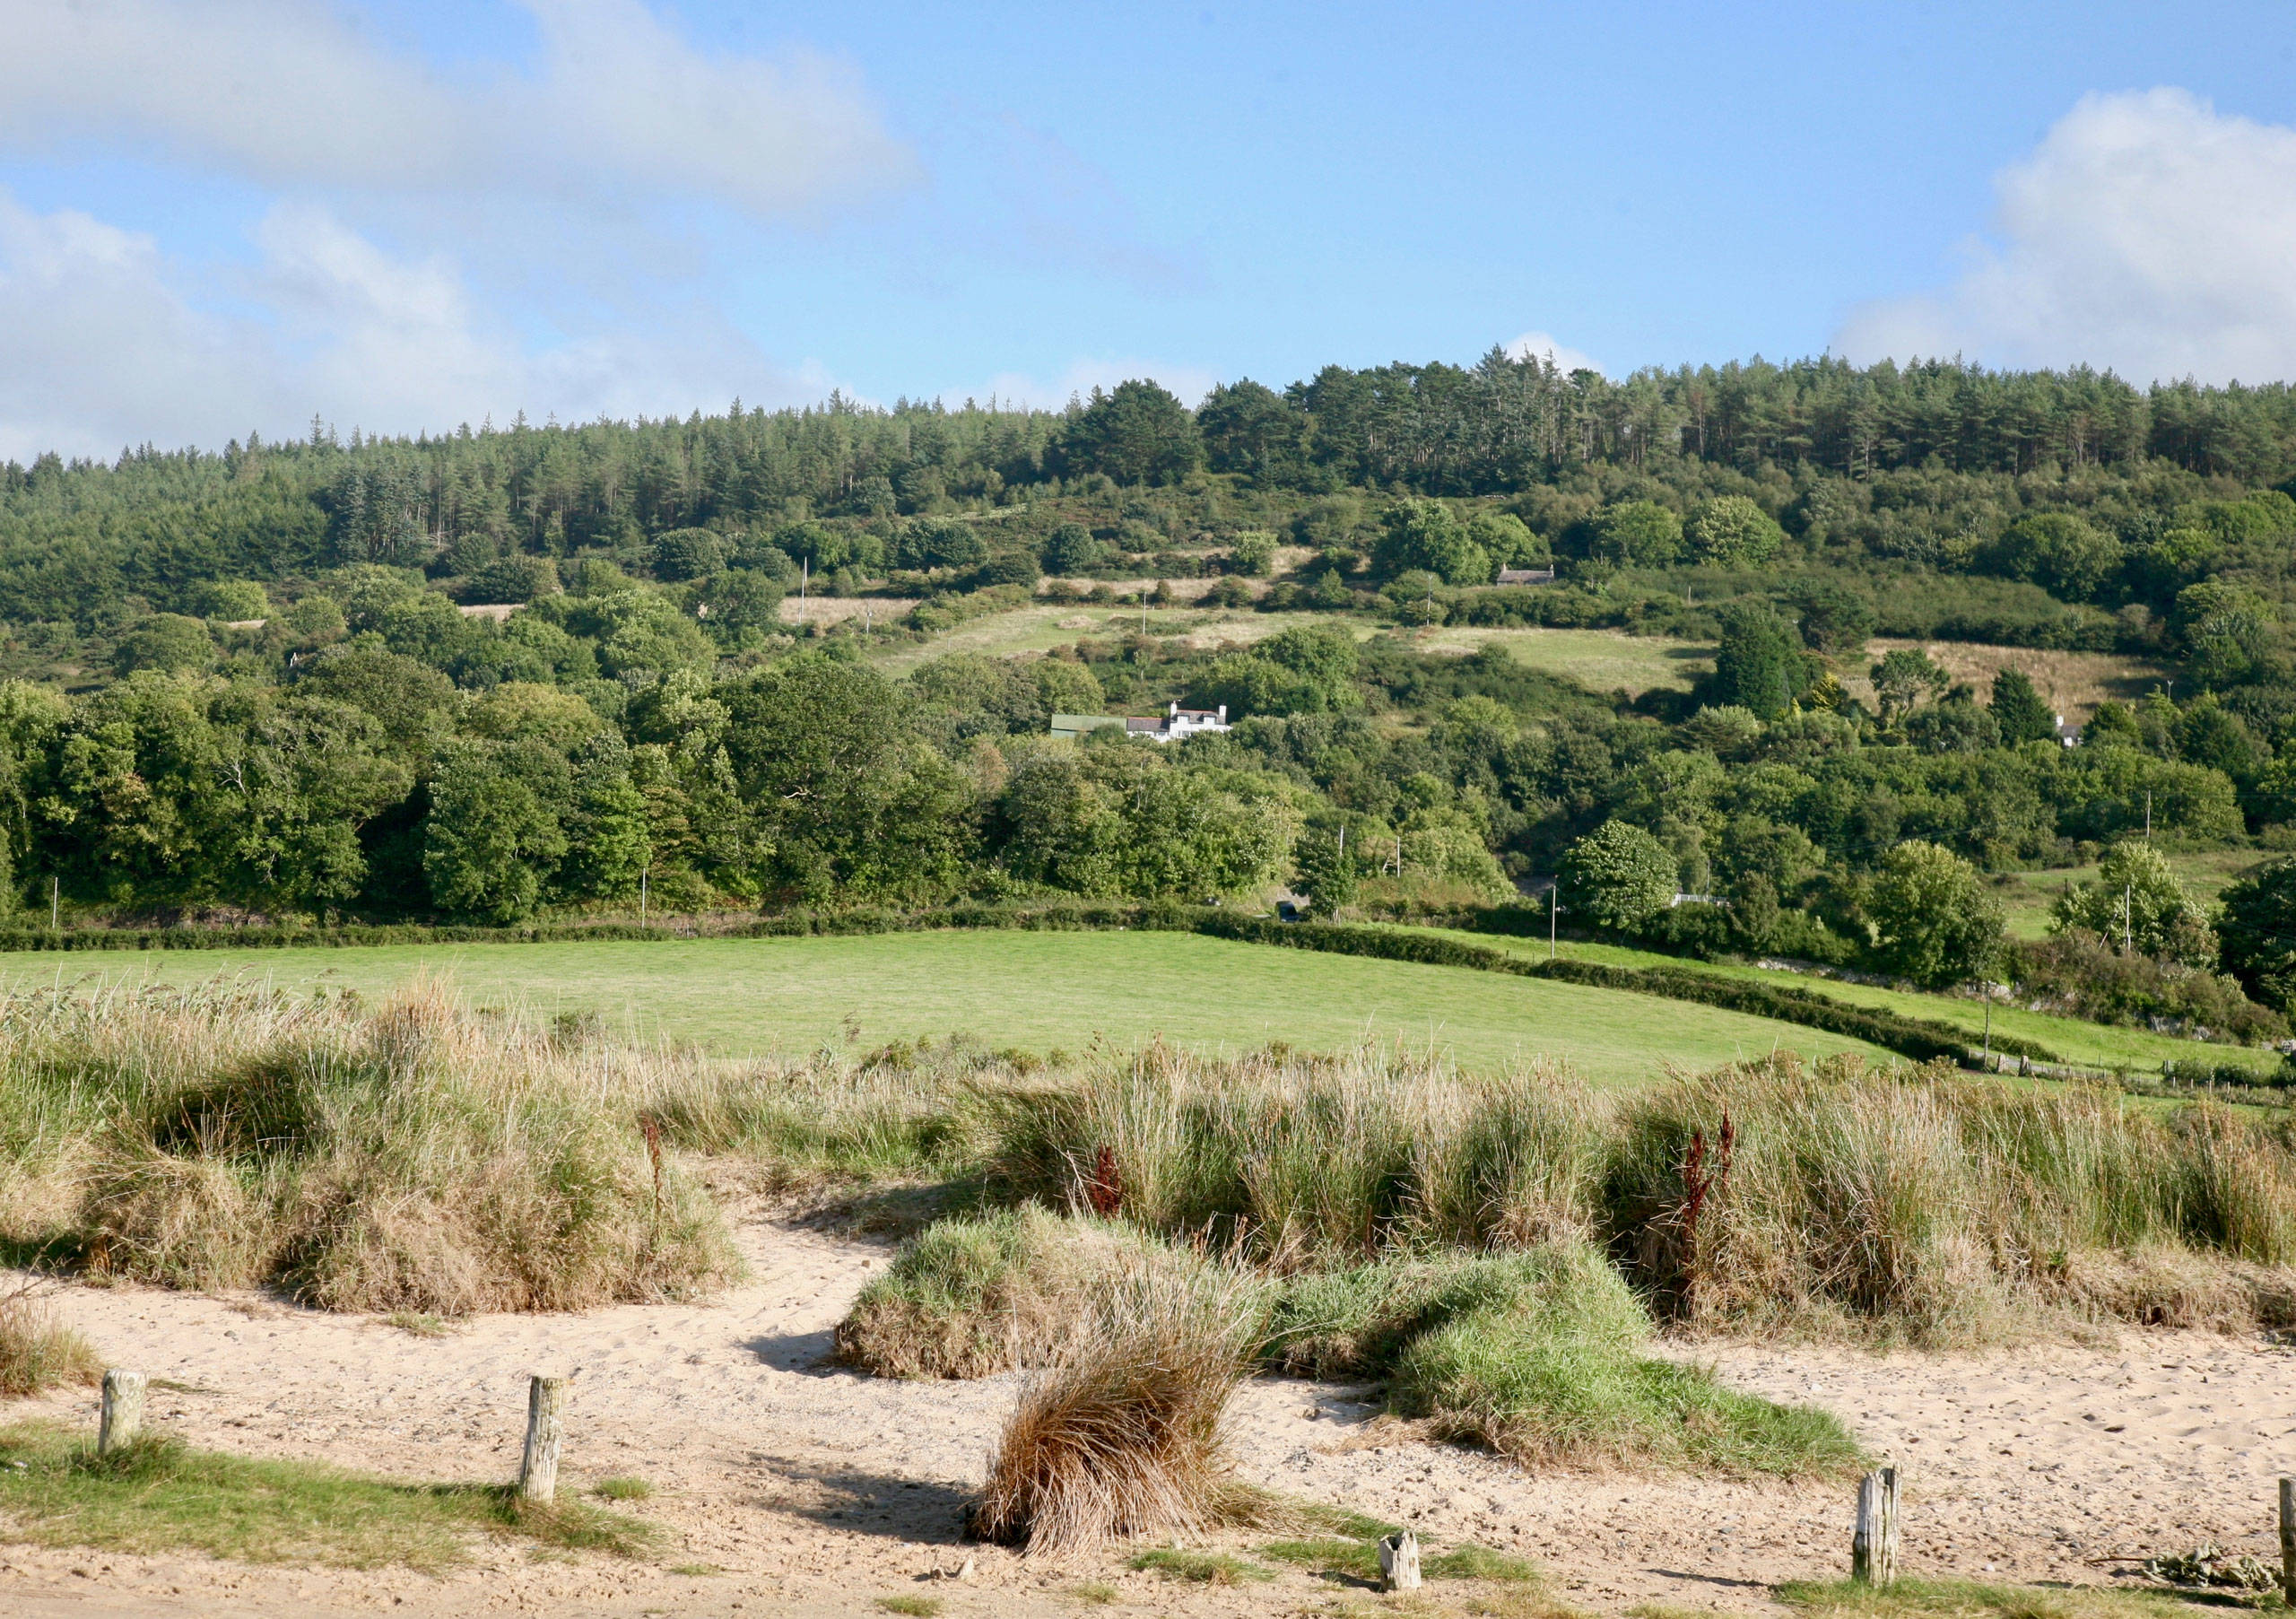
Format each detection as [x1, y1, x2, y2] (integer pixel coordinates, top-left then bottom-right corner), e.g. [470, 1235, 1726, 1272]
[5, 1211, 2293, 1619]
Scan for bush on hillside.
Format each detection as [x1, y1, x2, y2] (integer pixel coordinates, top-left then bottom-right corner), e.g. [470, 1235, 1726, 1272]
[2010, 929, 2285, 1041]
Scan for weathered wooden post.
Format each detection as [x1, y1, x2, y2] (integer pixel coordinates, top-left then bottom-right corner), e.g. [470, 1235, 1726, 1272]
[1853, 1467, 1899, 1586]
[1378, 1530, 1422, 1591]
[518, 1375, 567, 1502]
[2278, 1476, 2293, 1605]
[99, 1369, 146, 1455]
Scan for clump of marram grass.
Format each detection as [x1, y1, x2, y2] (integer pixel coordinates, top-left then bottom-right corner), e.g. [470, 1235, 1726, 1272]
[846, 1215, 1856, 1481]
[983, 1042, 2296, 1343]
[1607, 1060, 2296, 1342]
[1383, 1242, 1857, 1475]
[0, 979, 738, 1314]
[985, 1040, 1604, 1260]
[643, 1033, 1016, 1186]
[968, 1256, 1274, 1555]
[0, 1281, 102, 1397]
[836, 1206, 1184, 1378]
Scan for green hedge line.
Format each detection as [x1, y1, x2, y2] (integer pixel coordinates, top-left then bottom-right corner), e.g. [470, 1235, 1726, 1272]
[1187, 914, 2057, 1067]
[0, 901, 2057, 1070]
[0, 901, 1183, 954]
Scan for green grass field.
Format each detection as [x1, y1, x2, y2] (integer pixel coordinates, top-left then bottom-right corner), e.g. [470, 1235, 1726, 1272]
[1398, 925, 2274, 1077]
[0, 929, 1892, 1085]
[1991, 848, 2275, 940]
[1408, 624, 1712, 694]
[868, 604, 1352, 674]
[871, 605, 1710, 702]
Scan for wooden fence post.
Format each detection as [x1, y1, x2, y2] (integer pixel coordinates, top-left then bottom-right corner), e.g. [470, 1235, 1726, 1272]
[2278, 1476, 2293, 1605]
[1852, 1467, 1899, 1586]
[99, 1370, 146, 1455]
[1378, 1530, 1422, 1592]
[518, 1375, 567, 1502]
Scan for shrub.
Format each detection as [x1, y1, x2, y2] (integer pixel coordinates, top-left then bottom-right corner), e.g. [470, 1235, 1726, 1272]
[1686, 496, 1784, 565]
[2010, 929, 2283, 1042]
[1561, 820, 1677, 932]
[1225, 530, 1277, 577]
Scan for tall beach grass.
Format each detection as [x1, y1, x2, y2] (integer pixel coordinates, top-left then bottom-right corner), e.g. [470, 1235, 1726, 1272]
[983, 1043, 2296, 1341]
[0, 980, 739, 1313]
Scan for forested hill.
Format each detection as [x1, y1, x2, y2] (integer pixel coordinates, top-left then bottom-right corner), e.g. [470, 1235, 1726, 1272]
[6, 352, 2296, 632]
[7, 346, 2296, 1055]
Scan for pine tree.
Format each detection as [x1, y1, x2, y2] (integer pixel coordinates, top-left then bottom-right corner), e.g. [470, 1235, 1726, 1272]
[1990, 667, 2057, 744]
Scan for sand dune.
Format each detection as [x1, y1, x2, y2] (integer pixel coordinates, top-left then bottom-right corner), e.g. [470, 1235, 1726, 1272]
[4, 1206, 2292, 1618]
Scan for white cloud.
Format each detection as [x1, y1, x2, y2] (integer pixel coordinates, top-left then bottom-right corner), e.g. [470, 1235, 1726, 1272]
[0, 193, 817, 460]
[1837, 89, 2296, 385]
[0, 0, 915, 213]
[978, 358, 1222, 413]
[1505, 330, 1603, 376]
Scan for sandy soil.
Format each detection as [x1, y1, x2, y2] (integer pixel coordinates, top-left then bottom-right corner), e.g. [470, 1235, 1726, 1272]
[5, 1207, 2292, 1619]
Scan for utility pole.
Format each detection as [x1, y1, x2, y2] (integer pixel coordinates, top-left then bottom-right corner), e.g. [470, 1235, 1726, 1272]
[2124, 881, 2133, 955]
[639, 864, 648, 927]
[2144, 791, 2152, 838]
[800, 556, 807, 611]
[50, 876, 57, 932]
[1549, 884, 1558, 961]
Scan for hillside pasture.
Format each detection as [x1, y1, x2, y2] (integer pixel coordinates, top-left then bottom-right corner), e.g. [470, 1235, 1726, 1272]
[867, 603, 1355, 675]
[0, 929, 1892, 1085]
[1848, 639, 2169, 725]
[1991, 848, 2275, 941]
[1408, 624, 1713, 695]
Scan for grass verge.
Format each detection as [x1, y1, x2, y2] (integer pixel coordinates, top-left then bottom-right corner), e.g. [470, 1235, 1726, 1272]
[1777, 1578, 2247, 1619]
[0, 1422, 656, 1570]
[1127, 1548, 1274, 1584]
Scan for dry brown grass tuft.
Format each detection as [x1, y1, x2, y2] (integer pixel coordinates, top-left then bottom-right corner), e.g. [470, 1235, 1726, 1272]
[0, 1281, 101, 1398]
[0, 979, 740, 1315]
[969, 1258, 1267, 1555]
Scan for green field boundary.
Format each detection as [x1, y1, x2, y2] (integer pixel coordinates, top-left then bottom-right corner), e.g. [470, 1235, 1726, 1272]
[1183, 914, 2056, 1068]
[0, 902, 2082, 1074]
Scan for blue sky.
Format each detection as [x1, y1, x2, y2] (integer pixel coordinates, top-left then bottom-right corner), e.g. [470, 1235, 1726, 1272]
[4, 1, 2295, 458]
